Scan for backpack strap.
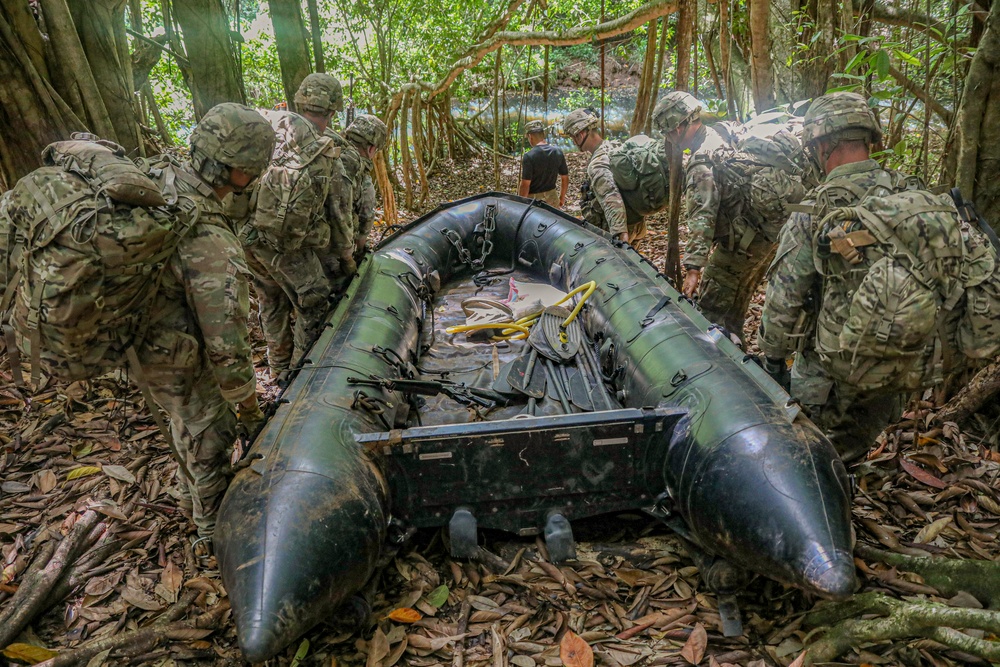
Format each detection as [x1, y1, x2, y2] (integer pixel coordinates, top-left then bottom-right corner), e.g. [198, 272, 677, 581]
[1, 271, 24, 388]
[125, 345, 194, 483]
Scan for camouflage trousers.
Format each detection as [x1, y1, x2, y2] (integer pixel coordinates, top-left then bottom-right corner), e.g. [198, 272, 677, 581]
[697, 236, 775, 344]
[139, 321, 236, 539]
[245, 243, 331, 374]
[791, 351, 903, 462]
[530, 189, 560, 208]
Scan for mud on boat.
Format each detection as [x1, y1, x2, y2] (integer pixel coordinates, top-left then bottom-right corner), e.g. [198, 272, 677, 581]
[216, 194, 855, 662]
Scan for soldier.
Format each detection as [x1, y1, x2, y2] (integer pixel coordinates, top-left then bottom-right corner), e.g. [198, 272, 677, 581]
[244, 73, 348, 377]
[562, 109, 631, 242]
[334, 114, 388, 260]
[518, 120, 568, 209]
[653, 91, 815, 341]
[137, 103, 274, 543]
[758, 92, 915, 461]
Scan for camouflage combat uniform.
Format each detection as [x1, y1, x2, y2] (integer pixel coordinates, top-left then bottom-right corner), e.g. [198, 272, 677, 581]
[142, 155, 257, 537]
[584, 140, 649, 240]
[759, 158, 909, 460]
[329, 129, 377, 254]
[244, 111, 341, 373]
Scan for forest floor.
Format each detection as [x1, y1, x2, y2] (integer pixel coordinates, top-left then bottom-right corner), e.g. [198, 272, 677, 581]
[1, 153, 999, 667]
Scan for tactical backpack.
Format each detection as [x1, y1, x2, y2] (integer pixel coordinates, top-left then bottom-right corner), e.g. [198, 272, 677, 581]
[809, 176, 1000, 392]
[711, 126, 811, 249]
[251, 112, 341, 252]
[608, 135, 670, 216]
[0, 137, 188, 385]
[952, 192, 1000, 360]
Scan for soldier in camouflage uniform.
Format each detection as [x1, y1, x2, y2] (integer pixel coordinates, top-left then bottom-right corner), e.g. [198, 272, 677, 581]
[244, 73, 350, 376]
[758, 92, 913, 461]
[331, 114, 387, 260]
[142, 104, 273, 540]
[655, 92, 816, 342]
[563, 109, 639, 242]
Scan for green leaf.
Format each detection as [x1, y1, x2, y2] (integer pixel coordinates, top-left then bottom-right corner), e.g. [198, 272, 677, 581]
[894, 49, 921, 67]
[893, 139, 908, 156]
[66, 466, 102, 481]
[424, 584, 450, 608]
[290, 639, 310, 667]
[873, 49, 891, 80]
[844, 51, 867, 74]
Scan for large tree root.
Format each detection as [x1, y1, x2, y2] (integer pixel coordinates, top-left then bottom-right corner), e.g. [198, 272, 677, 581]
[34, 594, 223, 667]
[857, 544, 1000, 607]
[803, 591, 1000, 664]
[0, 510, 102, 649]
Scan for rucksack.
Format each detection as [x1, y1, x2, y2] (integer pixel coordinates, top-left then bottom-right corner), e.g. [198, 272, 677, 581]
[609, 135, 670, 216]
[0, 137, 188, 385]
[251, 112, 341, 252]
[810, 176, 996, 392]
[951, 192, 1000, 360]
[711, 126, 812, 248]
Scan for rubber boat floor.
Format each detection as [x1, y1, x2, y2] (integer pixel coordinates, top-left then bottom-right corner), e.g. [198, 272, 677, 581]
[414, 270, 621, 426]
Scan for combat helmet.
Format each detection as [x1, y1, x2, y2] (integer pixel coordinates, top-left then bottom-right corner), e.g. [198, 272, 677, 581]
[802, 92, 882, 146]
[189, 102, 275, 188]
[562, 109, 600, 137]
[346, 114, 388, 151]
[652, 91, 702, 135]
[294, 73, 344, 115]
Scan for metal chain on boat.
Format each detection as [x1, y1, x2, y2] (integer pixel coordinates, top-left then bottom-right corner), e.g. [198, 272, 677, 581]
[441, 203, 496, 272]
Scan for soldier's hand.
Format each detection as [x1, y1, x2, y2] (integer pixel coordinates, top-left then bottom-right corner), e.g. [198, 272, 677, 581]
[682, 268, 702, 298]
[340, 255, 358, 278]
[761, 356, 791, 392]
[616, 232, 629, 243]
[238, 396, 265, 432]
[354, 234, 369, 257]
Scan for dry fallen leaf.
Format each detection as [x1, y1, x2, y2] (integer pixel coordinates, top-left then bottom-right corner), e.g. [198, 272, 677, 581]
[681, 623, 707, 665]
[387, 607, 422, 624]
[2, 643, 58, 664]
[366, 627, 390, 667]
[787, 652, 807, 667]
[559, 630, 594, 667]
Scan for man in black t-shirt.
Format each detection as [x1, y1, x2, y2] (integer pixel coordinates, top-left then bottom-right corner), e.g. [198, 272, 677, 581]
[518, 120, 568, 209]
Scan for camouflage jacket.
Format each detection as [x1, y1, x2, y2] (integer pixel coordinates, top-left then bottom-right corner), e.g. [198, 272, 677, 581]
[147, 158, 257, 405]
[329, 130, 377, 240]
[681, 125, 732, 268]
[586, 140, 627, 237]
[759, 159, 907, 362]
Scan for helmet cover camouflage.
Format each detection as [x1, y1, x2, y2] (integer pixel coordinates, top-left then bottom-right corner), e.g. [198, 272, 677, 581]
[802, 92, 882, 145]
[294, 73, 344, 114]
[346, 114, 388, 150]
[524, 120, 545, 135]
[652, 91, 702, 134]
[189, 103, 275, 178]
[562, 109, 600, 137]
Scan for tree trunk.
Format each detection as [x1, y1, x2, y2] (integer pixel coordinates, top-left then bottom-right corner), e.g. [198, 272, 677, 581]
[68, 0, 142, 156]
[675, 0, 694, 91]
[270, 0, 312, 110]
[956, 5, 1000, 231]
[748, 0, 776, 112]
[172, 0, 244, 119]
[306, 0, 324, 72]
[0, 2, 87, 186]
[719, 0, 737, 118]
[630, 20, 659, 135]
[645, 18, 669, 133]
[35, 0, 116, 140]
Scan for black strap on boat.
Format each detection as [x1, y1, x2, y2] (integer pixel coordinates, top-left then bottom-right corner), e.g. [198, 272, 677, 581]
[641, 295, 672, 328]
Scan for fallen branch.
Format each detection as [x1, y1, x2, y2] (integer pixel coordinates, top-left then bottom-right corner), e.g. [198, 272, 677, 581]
[0, 510, 102, 649]
[936, 359, 1000, 424]
[33, 597, 227, 667]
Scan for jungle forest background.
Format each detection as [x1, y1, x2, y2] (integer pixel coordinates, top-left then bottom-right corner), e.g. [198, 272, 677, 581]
[4, 1, 1000, 666]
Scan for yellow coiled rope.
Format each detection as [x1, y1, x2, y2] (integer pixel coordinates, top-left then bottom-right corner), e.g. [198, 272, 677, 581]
[446, 281, 596, 340]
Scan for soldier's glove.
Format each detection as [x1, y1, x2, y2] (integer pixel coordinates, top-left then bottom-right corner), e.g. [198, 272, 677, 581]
[761, 356, 791, 392]
[237, 396, 266, 434]
[340, 255, 358, 278]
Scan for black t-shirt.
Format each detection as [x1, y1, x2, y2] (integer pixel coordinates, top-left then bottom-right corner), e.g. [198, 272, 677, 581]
[521, 143, 569, 194]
